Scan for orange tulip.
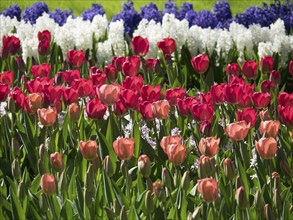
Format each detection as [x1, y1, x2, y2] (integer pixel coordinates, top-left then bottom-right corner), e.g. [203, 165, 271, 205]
[28, 93, 43, 113]
[259, 120, 280, 138]
[79, 140, 98, 160]
[255, 137, 278, 159]
[167, 144, 186, 166]
[50, 152, 64, 172]
[37, 107, 57, 126]
[97, 84, 120, 105]
[197, 178, 218, 203]
[225, 121, 250, 141]
[152, 100, 170, 119]
[199, 137, 220, 157]
[41, 173, 56, 195]
[160, 135, 182, 154]
[113, 138, 134, 160]
[68, 103, 81, 121]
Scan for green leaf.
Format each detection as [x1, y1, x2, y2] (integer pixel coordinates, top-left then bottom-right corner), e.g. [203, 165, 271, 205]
[10, 186, 25, 220]
[133, 122, 141, 158]
[61, 200, 74, 219]
[237, 158, 250, 197]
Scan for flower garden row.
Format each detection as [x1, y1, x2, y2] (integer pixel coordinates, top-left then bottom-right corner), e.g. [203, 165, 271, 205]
[0, 1, 293, 220]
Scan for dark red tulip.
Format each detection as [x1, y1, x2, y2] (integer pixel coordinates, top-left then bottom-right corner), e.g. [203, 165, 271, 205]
[10, 87, 30, 112]
[104, 64, 117, 81]
[62, 87, 79, 105]
[38, 30, 51, 42]
[237, 107, 257, 127]
[224, 83, 243, 104]
[269, 70, 281, 84]
[242, 60, 258, 79]
[63, 69, 80, 85]
[120, 89, 140, 109]
[226, 63, 240, 77]
[131, 36, 149, 56]
[15, 56, 26, 72]
[251, 92, 271, 108]
[43, 85, 63, 105]
[38, 40, 50, 56]
[144, 58, 160, 73]
[278, 105, 293, 127]
[211, 83, 226, 104]
[261, 80, 275, 93]
[260, 56, 274, 73]
[113, 99, 127, 116]
[277, 92, 293, 107]
[191, 54, 209, 74]
[177, 97, 199, 117]
[0, 71, 14, 85]
[200, 121, 211, 136]
[237, 93, 252, 108]
[165, 87, 186, 106]
[141, 84, 161, 102]
[86, 98, 107, 120]
[139, 101, 154, 119]
[122, 76, 143, 94]
[0, 83, 9, 102]
[200, 92, 213, 105]
[90, 71, 107, 87]
[191, 103, 214, 122]
[157, 38, 176, 56]
[122, 56, 141, 77]
[30, 63, 51, 78]
[1, 35, 21, 58]
[67, 50, 85, 67]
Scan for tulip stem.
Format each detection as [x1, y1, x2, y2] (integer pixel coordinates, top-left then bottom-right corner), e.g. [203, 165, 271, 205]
[267, 160, 273, 205]
[202, 202, 207, 220]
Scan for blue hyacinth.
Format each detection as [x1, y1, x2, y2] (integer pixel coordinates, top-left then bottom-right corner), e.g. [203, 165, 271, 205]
[82, 4, 105, 21]
[180, 2, 193, 19]
[112, 1, 142, 36]
[1, 4, 22, 21]
[22, 2, 49, 24]
[163, 0, 181, 19]
[140, 2, 163, 23]
[49, 8, 74, 26]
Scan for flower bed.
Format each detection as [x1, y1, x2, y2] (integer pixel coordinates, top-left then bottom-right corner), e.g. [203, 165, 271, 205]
[0, 1, 293, 219]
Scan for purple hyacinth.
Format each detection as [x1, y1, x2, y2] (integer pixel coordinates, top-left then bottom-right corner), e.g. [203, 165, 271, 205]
[191, 10, 218, 29]
[213, 0, 232, 23]
[112, 1, 142, 36]
[140, 2, 163, 23]
[163, 0, 181, 19]
[1, 4, 21, 21]
[49, 8, 73, 26]
[82, 4, 105, 21]
[22, 2, 49, 24]
[180, 2, 193, 19]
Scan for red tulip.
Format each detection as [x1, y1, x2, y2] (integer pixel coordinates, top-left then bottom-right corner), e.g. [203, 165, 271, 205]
[90, 72, 107, 87]
[255, 137, 278, 159]
[0, 83, 9, 102]
[269, 70, 281, 84]
[113, 137, 134, 160]
[237, 93, 252, 109]
[1, 35, 21, 58]
[144, 58, 160, 73]
[104, 64, 117, 81]
[177, 97, 199, 117]
[225, 121, 250, 141]
[152, 100, 170, 119]
[67, 50, 85, 67]
[41, 174, 56, 195]
[200, 121, 211, 136]
[85, 98, 107, 120]
[122, 56, 141, 77]
[226, 63, 240, 76]
[80, 140, 98, 160]
[122, 76, 143, 93]
[261, 80, 275, 93]
[63, 69, 80, 85]
[139, 101, 154, 119]
[237, 107, 257, 127]
[38, 40, 50, 56]
[120, 89, 140, 109]
[10, 87, 28, 110]
[199, 137, 220, 157]
[0, 71, 14, 85]
[191, 103, 214, 122]
[251, 92, 271, 108]
[131, 36, 149, 56]
[211, 83, 226, 104]
[37, 107, 57, 126]
[113, 99, 127, 116]
[43, 85, 63, 105]
[289, 60, 293, 76]
[197, 178, 218, 203]
[141, 84, 161, 102]
[71, 78, 93, 97]
[38, 30, 51, 42]
[113, 56, 126, 72]
[30, 63, 51, 78]
[165, 87, 186, 105]
[242, 60, 258, 79]
[199, 92, 213, 105]
[260, 56, 274, 73]
[157, 38, 176, 56]
[62, 87, 79, 105]
[191, 54, 209, 74]
[278, 105, 293, 126]
[224, 83, 243, 104]
[277, 92, 293, 107]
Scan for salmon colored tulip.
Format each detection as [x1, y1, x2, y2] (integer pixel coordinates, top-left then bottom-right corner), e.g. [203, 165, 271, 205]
[68, 103, 81, 121]
[79, 140, 98, 160]
[37, 107, 57, 126]
[97, 84, 120, 105]
[225, 121, 250, 141]
[167, 144, 186, 166]
[160, 135, 182, 154]
[197, 178, 218, 203]
[50, 152, 64, 172]
[41, 173, 56, 195]
[152, 100, 170, 119]
[113, 138, 134, 160]
[199, 137, 220, 157]
[259, 120, 280, 138]
[259, 109, 271, 121]
[138, 154, 151, 177]
[28, 93, 43, 113]
[255, 137, 278, 159]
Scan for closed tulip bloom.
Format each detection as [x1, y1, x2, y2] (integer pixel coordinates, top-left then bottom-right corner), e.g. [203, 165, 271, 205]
[152, 182, 166, 202]
[197, 178, 218, 203]
[80, 140, 98, 160]
[235, 186, 248, 209]
[191, 54, 209, 74]
[237, 107, 257, 127]
[165, 87, 186, 106]
[144, 58, 160, 73]
[0, 71, 14, 85]
[191, 103, 214, 122]
[242, 60, 258, 79]
[260, 56, 274, 73]
[131, 36, 149, 56]
[113, 99, 127, 116]
[141, 84, 161, 102]
[225, 121, 250, 141]
[67, 50, 85, 67]
[211, 83, 226, 104]
[223, 158, 235, 179]
[104, 64, 117, 81]
[255, 137, 278, 159]
[41, 173, 56, 195]
[37, 107, 57, 126]
[269, 70, 281, 84]
[28, 93, 43, 113]
[138, 154, 151, 177]
[0, 83, 10, 102]
[97, 84, 120, 105]
[152, 100, 170, 119]
[50, 152, 64, 172]
[68, 103, 81, 121]
[139, 101, 154, 119]
[277, 92, 293, 107]
[226, 63, 240, 76]
[157, 38, 176, 56]
[259, 120, 280, 138]
[38, 30, 51, 42]
[38, 40, 50, 56]
[122, 56, 140, 77]
[261, 80, 275, 93]
[167, 144, 186, 166]
[85, 98, 107, 120]
[1, 35, 21, 58]
[251, 92, 271, 108]
[160, 135, 182, 154]
[113, 138, 134, 160]
[120, 89, 140, 109]
[30, 63, 51, 78]
[224, 83, 243, 104]
[199, 137, 220, 157]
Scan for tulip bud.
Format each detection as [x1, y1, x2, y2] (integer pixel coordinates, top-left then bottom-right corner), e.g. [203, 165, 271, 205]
[39, 193, 49, 210]
[58, 171, 67, 193]
[181, 171, 190, 191]
[79, 140, 98, 160]
[280, 160, 292, 178]
[223, 158, 235, 180]
[145, 190, 154, 213]
[12, 159, 21, 181]
[39, 144, 45, 161]
[104, 206, 116, 219]
[264, 204, 275, 220]
[272, 172, 280, 191]
[254, 189, 264, 211]
[138, 155, 151, 178]
[162, 168, 172, 188]
[12, 137, 20, 158]
[273, 189, 282, 211]
[120, 206, 127, 220]
[50, 152, 64, 172]
[7, 96, 16, 113]
[68, 103, 81, 121]
[17, 181, 25, 203]
[236, 176, 243, 189]
[198, 155, 214, 178]
[153, 182, 166, 202]
[41, 173, 56, 195]
[104, 155, 114, 177]
[235, 186, 248, 209]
